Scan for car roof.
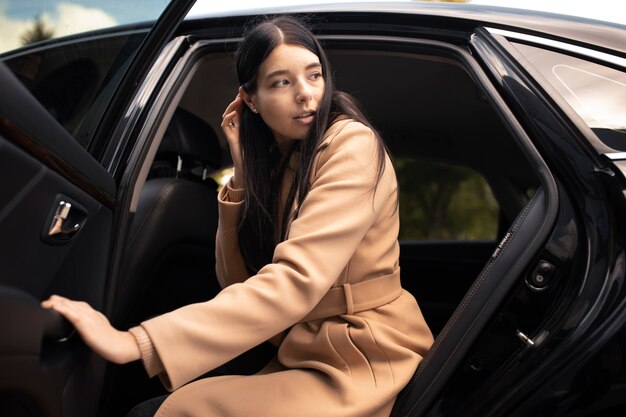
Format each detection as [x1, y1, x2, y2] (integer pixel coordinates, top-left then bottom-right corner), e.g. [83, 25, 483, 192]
[186, 1, 626, 57]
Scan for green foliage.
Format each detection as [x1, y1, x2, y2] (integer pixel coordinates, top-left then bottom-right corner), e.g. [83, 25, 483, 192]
[20, 15, 54, 46]
[396, 158, 499, 240]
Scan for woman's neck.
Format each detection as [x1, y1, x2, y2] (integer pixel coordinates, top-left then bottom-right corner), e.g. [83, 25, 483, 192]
[275, 139, 297, 155]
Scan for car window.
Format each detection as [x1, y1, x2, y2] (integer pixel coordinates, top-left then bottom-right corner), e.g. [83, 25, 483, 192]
[212, 157, 501, 242]
[511, 42, 626, 150]
[0, 0, 172, 150]
[395, 157, 499, 241]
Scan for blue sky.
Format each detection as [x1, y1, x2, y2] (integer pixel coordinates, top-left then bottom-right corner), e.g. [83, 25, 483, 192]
[1, 0, 168, 22]
[1, 0, 624, 53]
[4, 0, 626, 24]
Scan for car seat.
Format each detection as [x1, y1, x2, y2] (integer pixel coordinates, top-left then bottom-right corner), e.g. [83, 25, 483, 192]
[113, 107, 224, 326]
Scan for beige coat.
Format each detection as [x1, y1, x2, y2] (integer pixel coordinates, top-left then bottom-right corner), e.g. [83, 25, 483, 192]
[129, 119, 434, 417]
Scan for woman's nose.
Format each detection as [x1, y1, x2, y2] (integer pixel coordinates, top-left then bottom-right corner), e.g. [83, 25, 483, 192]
[296, 81, 313, 103]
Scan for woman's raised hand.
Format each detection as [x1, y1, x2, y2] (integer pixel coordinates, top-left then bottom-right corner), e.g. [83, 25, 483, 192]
[221, 90, 246, 189]
[41, 295, 141, 364]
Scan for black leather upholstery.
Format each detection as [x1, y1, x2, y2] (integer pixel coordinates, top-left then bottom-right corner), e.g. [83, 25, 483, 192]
[113, 108, 223, 325]
[158, 108, 222, 170]
[391, 188, 550, 416]
[148, 108, 222, 181]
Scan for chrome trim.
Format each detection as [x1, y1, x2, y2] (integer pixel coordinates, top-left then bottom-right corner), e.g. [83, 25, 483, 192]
[54, 330, 76, 343]
[605, 152, 626, 160]
[486, 27, 626, 69]
[516, 330, 536, 348]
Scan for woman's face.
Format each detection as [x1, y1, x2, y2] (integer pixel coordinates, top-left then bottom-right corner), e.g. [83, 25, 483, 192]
[247, 43, 325, 144]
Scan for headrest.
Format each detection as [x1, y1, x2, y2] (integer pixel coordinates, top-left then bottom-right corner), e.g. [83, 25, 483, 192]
[159, 108, 222, 169]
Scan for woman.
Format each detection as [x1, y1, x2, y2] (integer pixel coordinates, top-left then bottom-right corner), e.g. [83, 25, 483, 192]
[42, 16, 434, 417]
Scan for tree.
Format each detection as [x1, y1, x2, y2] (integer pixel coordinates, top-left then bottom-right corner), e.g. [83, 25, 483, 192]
[395, 158, 498, 240]
[20, 15, 54, 46]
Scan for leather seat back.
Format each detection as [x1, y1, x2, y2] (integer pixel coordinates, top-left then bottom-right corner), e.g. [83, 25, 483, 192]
[114, 108, 224, 325]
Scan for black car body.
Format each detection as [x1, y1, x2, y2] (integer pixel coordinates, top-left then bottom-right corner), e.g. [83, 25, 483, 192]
[0, 1, 625, 416]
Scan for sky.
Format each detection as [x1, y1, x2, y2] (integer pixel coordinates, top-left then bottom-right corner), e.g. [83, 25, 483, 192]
[471, 0, 626, 25]
[188, 0, 626, 25]
[1, 0, 625, 53]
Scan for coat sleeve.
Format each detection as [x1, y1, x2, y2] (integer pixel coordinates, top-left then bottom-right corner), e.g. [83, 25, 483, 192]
[138, 121, 396, 391]
[215, 179, 250, 288]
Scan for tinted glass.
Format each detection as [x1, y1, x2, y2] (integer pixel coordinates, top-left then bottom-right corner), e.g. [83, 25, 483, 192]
[396, 157, 499, 241]
[0, 0, 172, 150]
[512, 42, 626, 150]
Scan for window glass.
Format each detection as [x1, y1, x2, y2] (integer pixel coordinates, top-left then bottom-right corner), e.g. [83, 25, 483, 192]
[512, 42, 626, 150]
[396, 157, 499, 241]
[0, 1, 170, 54]
[0, 0, 172, 150]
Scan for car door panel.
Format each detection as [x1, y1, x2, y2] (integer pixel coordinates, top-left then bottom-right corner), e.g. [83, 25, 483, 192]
[418, 27, 624, 416]
[0, 66, 114, 417]
[0, 0, 199, 414]
[0, 61, 114, 305]
[400, 241, 497, 334]
[0, 284, 75, 415]
[0, 64, 116, 202]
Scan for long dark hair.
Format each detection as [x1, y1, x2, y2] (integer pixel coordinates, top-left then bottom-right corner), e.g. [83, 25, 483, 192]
[236, 16, 391, 275]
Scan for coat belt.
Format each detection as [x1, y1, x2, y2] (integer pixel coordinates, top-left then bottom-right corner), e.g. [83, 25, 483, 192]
[300, 269, 403, 322]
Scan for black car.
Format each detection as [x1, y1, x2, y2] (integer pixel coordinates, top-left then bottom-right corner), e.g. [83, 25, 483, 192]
[1, 1, 625, 416]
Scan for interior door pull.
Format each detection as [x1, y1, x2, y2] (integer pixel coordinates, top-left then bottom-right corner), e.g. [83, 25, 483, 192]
[48, 200, 84, 240]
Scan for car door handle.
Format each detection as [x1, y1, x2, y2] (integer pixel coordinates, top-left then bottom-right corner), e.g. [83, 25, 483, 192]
[0, 285, 75, 355]
[42, 308, 75, 343]
[46, 197, 87, 242]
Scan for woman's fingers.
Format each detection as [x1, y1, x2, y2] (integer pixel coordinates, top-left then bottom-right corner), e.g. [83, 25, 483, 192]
[221, 110, 239, 132]
[41, 295, 140, 364]
[221, 110, 242, 156]
[222, 93, 241, 115]
[221, 94, 243, 118]
[221, 93, 246, 188]
[221, 95, 245, 128]
[42, 295, 98, 333]
[42, 295, 80, 319]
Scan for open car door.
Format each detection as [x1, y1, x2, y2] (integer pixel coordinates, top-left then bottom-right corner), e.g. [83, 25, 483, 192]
[0, 1, 196, 416]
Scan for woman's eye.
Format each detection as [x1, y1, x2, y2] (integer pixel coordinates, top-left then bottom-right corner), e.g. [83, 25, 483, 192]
[272, 79, 289, 87]
[310, 72, 322, 80]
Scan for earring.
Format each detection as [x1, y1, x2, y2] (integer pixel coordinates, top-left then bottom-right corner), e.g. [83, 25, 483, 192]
[250, 106, 258, 113]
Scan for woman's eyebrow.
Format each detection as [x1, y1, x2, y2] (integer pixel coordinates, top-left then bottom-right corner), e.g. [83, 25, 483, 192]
[264, 62, 322, 80]
[265, 69, 289, 80]
[305, 62, 322, 70]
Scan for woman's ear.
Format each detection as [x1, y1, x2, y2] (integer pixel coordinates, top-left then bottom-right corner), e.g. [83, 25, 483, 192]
[238, 86, 259, 114]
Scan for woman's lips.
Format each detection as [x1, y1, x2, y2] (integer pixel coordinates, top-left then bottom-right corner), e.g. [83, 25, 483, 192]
[294, 111, 315, 125]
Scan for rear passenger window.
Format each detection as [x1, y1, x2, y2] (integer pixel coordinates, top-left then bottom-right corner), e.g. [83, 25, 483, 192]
[396, 157, 499, 241]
